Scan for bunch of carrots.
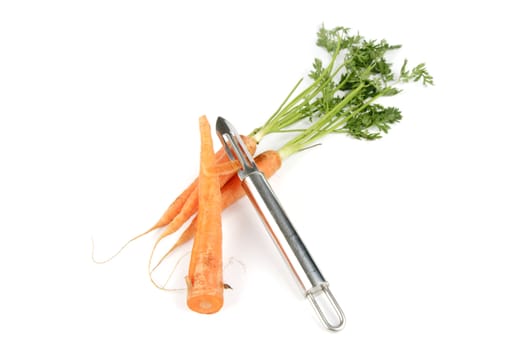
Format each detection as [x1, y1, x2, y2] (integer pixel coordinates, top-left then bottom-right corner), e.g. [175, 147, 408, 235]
[158, 117, 279, 313]
[95, 24, 433, 314]
[95, 117, 279, 313]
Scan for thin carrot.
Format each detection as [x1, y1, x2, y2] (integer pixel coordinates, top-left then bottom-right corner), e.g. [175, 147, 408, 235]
[146, 179, 197, 233]
[147, 136, 254, 233]
[152, 150, 282, 270]
[152, 158, 239, 245]
[156, 137, 256, 241]
[186, 115, 224, 314]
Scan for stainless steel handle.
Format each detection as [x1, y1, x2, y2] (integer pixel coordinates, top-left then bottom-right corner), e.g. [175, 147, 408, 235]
[242, 172, 326, 292]
[242, 172, 345, 331]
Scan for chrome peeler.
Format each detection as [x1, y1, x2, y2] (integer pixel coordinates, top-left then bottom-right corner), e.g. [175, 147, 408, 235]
[216, 117, 345, 331]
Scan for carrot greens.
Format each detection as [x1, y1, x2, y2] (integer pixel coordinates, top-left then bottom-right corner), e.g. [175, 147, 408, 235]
[249, 25, 433, 158]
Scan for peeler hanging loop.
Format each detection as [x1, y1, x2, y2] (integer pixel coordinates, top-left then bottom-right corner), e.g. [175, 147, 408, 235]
[306, 284, 346, 331]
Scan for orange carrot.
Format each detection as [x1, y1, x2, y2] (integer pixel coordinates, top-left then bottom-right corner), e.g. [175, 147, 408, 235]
[205, 159, 241, 176]
[153, 160, 239, 243]
[146, 180, 197, 233]
[186, 115, 224, 314]
[147, 137, 256, 286]
[93, 138, 254, 265]
[152, 150, 282, 269]
[153, 138, 255, 243]
[147, 136, 255, 233]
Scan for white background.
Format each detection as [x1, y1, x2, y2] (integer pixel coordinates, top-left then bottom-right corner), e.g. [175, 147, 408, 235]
[1, 1, 524, 349]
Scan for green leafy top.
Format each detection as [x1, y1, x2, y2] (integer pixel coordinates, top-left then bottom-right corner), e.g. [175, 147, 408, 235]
[249, 25, 433, 158]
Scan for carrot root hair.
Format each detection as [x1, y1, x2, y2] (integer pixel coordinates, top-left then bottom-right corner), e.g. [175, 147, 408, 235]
[91, 230, 152, 264]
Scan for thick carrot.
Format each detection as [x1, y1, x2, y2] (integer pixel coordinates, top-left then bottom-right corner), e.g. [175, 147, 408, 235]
[205, 159, 241, 176]
[186, 115, 224, 314]
[152, 150, 282, 269]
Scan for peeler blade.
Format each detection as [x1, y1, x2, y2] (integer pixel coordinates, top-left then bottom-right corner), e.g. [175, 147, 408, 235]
[216, 117, 257, 176]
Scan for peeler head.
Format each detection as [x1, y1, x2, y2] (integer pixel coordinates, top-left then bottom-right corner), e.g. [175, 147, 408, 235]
[216, 117, 257, 175]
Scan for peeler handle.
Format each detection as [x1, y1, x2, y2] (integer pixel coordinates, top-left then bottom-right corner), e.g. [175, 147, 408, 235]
[242, 171, 346, 331]
[242, 171, 326, 291]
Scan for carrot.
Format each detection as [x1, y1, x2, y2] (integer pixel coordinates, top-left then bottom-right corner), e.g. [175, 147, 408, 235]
[93, 136, 255, 265]
[146, 179, 197, 233]
[148, 140, 256, 288]
[155, 137, 256, 242]
[151, 159, 240, 247]
[185, 115, 224, 314]
[148, 136, 254, 233]
[152, 150, 282, 270]
[205, 159, 241, 176]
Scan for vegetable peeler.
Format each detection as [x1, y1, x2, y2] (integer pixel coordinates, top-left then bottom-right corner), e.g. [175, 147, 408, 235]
[216, 117, 345, 331]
